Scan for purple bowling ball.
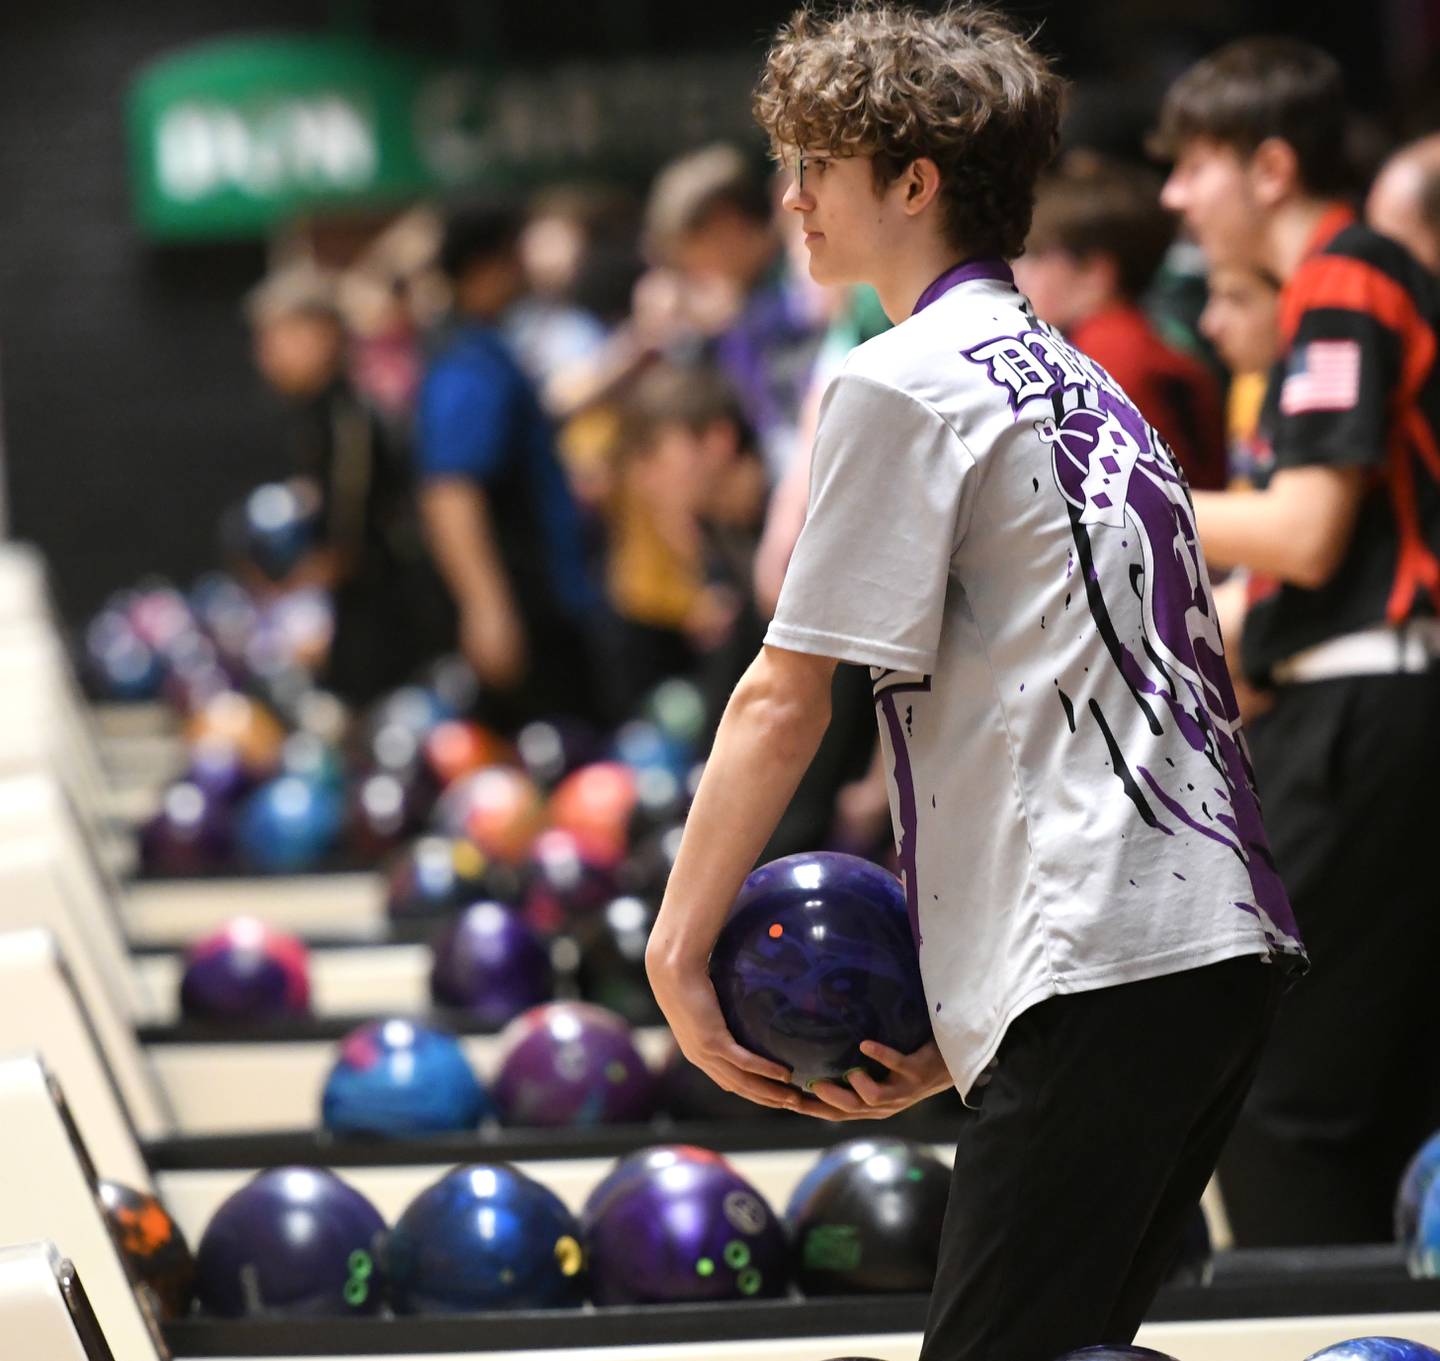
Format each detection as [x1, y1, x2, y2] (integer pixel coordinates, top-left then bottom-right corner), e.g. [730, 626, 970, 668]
[586, 1156, 788, 1304]
[709, 852, 931, 1091]
[1055, 1351, 1181, 1360]
[185, 737, 253, 804]
[140, 781, 234, 876]
[180, 918, 310, 1022]
[493, 1002, 655, 1127]
[429, 903, 554, 1028]
[195, 1167, 384, 1317]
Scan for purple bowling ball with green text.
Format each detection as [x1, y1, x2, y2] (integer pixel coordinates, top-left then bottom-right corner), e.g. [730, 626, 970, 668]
[709, 852, 931, 1090]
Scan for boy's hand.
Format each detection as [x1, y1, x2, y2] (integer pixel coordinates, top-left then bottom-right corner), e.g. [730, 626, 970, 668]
[647, 956, 801, 1113]
[801, 1039, 955, 1121]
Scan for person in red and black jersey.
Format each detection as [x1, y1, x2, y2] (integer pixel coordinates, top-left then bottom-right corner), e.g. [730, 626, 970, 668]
[1157, 38, 1440, 1247]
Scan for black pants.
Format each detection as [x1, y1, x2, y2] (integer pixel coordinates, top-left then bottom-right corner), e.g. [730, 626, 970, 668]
[1218, 671, 1440, 1246]
[921, 956, 1280, 1361]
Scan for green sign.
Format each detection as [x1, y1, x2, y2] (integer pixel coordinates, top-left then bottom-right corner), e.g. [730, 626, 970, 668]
[128, 34, 760, 241]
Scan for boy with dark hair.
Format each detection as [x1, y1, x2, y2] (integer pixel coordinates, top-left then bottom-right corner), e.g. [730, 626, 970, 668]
[417, 203, 601, 728]
[1157, 37, 1440, 1246]
[1016, 153, 1228, 489]
[646, 7, 1301, 1359]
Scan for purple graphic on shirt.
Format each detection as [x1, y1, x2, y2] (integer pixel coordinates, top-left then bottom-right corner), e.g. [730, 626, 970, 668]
[963, 323, 1302, 957]
[873, 671, 932, 949]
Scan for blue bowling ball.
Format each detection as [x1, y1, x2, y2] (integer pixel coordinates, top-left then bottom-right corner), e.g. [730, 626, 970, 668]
[235, 774, 344, 872]
[233, 479, 322, 581]
[1055, 1350, 1179, 1360]
[195, 1167, 385, 1317]
[385, 1164, 586, 1313]
[1304, 1343, 1440, 1360]
[612, 719, 692, 782]
[85, 610, 165, 701]
[322, 1019, 491, 1136]
[1398, 1131, 1440, 1247]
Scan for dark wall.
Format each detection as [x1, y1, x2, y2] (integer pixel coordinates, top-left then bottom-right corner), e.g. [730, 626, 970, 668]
[0, 0, 1394, 624]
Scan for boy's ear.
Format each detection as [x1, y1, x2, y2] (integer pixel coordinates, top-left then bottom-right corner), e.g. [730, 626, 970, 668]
[1248, 137, 1301, 207]
[903, 158, 944, 216]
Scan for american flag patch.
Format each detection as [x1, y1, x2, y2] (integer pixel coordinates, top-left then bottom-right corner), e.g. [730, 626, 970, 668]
[1279, 339, 1362, 415]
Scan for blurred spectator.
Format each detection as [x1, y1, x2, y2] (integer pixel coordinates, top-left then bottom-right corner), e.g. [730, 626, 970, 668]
[1197, 262, 1282, 487]
[1367, 133, 1440, 275]
[643, 144, 828, 480]
[416, 204, 602, 728]
[1014, 153, 1228, 489]
[1158, 36, 1440, 1248]
[246, 267, 449, 703]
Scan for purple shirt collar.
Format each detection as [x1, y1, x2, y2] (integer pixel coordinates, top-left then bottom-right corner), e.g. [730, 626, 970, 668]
[912, 257, 1014, 315]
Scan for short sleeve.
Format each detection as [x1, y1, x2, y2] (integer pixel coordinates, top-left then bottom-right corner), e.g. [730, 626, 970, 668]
[1270, 262, 1400, 471]
[416, 356, 516, 483]
[766, 372, 973, 673]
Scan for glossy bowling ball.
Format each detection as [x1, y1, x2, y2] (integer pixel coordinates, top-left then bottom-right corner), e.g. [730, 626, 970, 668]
[522, 828, 620, 935]
[363, 685, 450, 745]
[429, 903, 555, 1028]
[194, 1167, 384, 1317]
[574, 895, 662, 1026]
[492, 1002, 655, 1127]
[99, 1180, 195, 1322]
[618, 822, 684, 903]
[417, 654, 480, 720]
[227, 478, 323, 582]
[709, 852, 931, 1091]
[159, 633, 236, 715]
[585, 1155, 788, 1305]
[1303, 1343, 1440, 1360]
[189, 572, 259, 666]
[126, 583, 197, 653]
[179, 918, 310, 1022]
[642, 677, 708, 750]
[322, 1019, 491, 1136]
[581, 1145, 734, 1228]
[1410, 1174, 1440, 1279]
[435, 767, 547, 865]
[257, 587, 333, 673]
[612, 719, 692, 783]
[139, 781, 234, 876]
[549, 762, 638, 862]
[386, 1163, 585, 1313]
[787, 1139, 950, 1294]
[1055, 1351, 1181, 1360]
[1398, 1131, 1440, 1247]
[183, 692, 286, 782]
[420, 721, 512, 792]
[516, 717, 604, 789]
[346, 770, 430, 861]
[657, 1044, 790, 1123]
[383, 836, 517, 922]
[235, 774, 345, 872]
[278, 732, 345, 795]
[185, 736, 253, 804]
[84, 609, 165, 701]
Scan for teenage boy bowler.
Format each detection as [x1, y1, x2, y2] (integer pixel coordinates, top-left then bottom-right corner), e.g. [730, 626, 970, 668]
[646, 8, 1305, 1359]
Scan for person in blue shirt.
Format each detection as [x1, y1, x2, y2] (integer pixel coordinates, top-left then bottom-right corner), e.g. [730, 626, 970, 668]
[417, 204, 602, 728]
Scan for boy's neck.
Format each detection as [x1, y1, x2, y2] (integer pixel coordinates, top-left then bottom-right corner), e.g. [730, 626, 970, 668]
[1264, 198, 1347, 284]
[875, 235, 981, 323]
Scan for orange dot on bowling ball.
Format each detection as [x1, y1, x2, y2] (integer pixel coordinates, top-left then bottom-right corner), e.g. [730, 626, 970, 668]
[768, 923, 783, 939]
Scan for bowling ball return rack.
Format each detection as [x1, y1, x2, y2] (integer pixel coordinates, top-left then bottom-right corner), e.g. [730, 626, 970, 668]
[160, 1245, 1440, 1356]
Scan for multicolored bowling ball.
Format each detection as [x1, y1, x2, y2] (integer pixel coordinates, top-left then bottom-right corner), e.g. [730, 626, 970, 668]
[1303, 1343, 1440, 1360]
[522, 827, 620, 935]
[1055, 1351, 1181, 1360]
[429, 903, 555, 1028]
[517, 717, 604, 789]
[420, 721, 512, 792]
[99, 1180, 195, 1322]
[1397, 1131, 1440, 1247]
[195, 1167, 384, 1317]
[585, 1156, 788, 1305]
[642, 677, 708, 750]
[574, 895, 662, 1026]
[235, 774, 345, 872]
[346, 770, 430, 861]
[709, 852, 931, 1091]
[581, 1145, 734, 1227]
[126, 583, 197, 653]
[139, 781, 234, 876]
[183, 692, 285, 781]
[435, 768, 547, 865]
[787, 1139, 950, 1294]
[179, 918, 310, 1022]
[658, 1045, 790, 1123]
[492, 1002, 655, 1127]
[383, 836, 516, 922]
[84, 609, 165, 701]
[227, 478, 323, 582]
[549, 762, 638, 862]
[322, 1019, 491, 1136]
[385, 1163, 585, 1313]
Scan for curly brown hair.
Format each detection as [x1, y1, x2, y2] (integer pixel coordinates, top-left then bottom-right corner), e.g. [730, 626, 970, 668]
[753, 3, 1064, 260]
